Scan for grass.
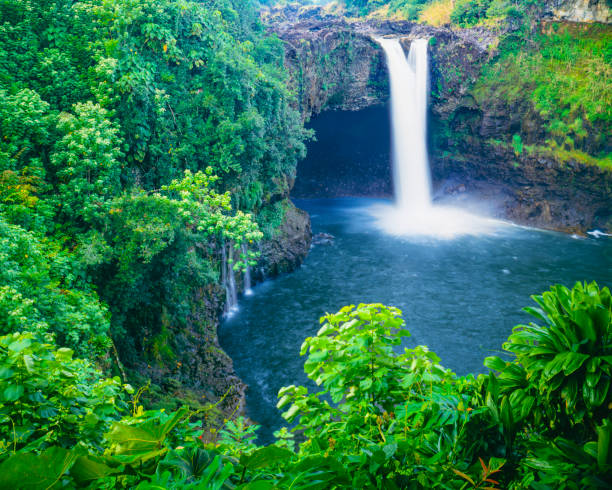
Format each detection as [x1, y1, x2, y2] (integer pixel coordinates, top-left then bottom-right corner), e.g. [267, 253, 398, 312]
[473, 23, 611, 162]
[419, 0, 453, 26]
[365, 5, 407, 21]
[483, 139, 612, 171]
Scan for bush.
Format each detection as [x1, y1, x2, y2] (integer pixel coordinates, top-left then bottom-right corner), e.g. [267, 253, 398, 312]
[0, 332, 126, 456]
[450, 0, 492, 27]
[0, 283, 609, 488]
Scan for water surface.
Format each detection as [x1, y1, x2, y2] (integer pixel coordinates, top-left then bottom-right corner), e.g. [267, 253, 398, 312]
[219, 198, 612, 442]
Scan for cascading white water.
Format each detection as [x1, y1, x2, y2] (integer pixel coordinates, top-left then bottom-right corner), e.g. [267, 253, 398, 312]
[379, 37, 431, 212]
[222, 243, 239, 316]
[227, 246, 238, 312]
[372, 37, 499, 238]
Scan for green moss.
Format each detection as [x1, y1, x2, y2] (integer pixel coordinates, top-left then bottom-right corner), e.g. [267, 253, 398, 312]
[474, 24, 611, 157]
[529, 145, 612, 170]
[257, 199, 287, 239]
[484, 139, 612, 170]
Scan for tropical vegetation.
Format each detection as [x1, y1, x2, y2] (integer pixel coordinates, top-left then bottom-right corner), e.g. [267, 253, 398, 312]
[0, 282, 610, 487]
[0, 0, 309, 400]
[1, 0, 610, 487]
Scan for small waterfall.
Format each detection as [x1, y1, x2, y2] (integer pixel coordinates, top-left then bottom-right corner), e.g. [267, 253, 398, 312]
[378, 37, 431, 212]
[222, 243, 238, 316]
[227, 246, 238, 312]
[372, 37, 497, 238]
[242, 243, 253, 296]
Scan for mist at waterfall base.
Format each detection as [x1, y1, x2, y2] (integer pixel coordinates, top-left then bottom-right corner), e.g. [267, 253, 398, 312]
[220, 198, 612, 443]
[372, 38, 499, 238]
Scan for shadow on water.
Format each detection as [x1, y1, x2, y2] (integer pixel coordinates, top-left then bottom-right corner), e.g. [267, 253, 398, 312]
[219, 197, 612, 444]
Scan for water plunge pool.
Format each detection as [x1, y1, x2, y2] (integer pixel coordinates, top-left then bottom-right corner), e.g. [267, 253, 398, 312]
[219, 197, 612, 443]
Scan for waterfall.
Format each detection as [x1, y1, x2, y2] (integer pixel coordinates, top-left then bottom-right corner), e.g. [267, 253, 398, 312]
[371, 37, 497, 238]
[378, 38, 431, 212]
[227, 246, 238, 312]
[242, 243, 253, 296]
[222, 243, 238, 316]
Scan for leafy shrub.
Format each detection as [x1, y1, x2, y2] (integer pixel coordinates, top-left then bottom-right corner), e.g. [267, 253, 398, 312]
[278, 303, 489, 487]
[485, 282, 612, 486]
[0, 216, 111, 357]
[512, 134, 523, 156]
[0, 284, 610, 487]
[450, 0, 493, 27]
[0, 332, 125, 457]
[486, 282, 611, 430]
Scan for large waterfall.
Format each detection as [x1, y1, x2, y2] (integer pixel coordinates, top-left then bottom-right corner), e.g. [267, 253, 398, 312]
[379, 38, 431, 212]
[373, 37, 497, 238]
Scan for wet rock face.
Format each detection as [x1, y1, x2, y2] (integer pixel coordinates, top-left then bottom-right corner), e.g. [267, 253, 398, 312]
[272, 13, 495, 118]
[257, 200, 312, 278]
[130, 282, 247, 418]
[432, 150, 612, 234]
[543, 0, 611, 23]
[278, 21, 389, 115]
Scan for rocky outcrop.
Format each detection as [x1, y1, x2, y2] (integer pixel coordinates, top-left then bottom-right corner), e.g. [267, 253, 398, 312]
[257, 200, 312, 278]
[543, 0, 611, 23]
[277, 19, 389, 115]
[433, 148, 612, 233]
[271, 12, 496, 118]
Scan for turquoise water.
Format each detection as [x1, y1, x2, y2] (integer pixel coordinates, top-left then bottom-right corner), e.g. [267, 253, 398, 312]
[219, 198, 612, 442]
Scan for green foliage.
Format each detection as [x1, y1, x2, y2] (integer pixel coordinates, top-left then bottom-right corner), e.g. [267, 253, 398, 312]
[0, 332, 125, 457]
[51, 101, 122, 228]
[0, 216, 110, 357]
[474, 23, 611, 165]
[485, 282, 612, 487]
[0, 284, 610, 487]
[344, 0, 437, 19]
[277, 304, 488, 487]
[257, 199, 287, 238]
[343, 0, 532, 23]
[0, 0, 308, 376]
[512, 134, 523, 156]
[450, 0, 494, 27]
[485, 282, 611, 430]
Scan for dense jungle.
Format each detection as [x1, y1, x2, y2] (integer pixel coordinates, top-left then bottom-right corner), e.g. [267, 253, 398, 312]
[0, 0, 610, 488]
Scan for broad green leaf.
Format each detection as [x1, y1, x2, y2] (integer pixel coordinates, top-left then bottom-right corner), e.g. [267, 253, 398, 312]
[7, 338, 31, 353]
[3, 384, 24, 401]
[240, 445, 294, 470]
[562, 352, 589, 376]
[70, 455, 121, 484]
[0, 446, 80, 489]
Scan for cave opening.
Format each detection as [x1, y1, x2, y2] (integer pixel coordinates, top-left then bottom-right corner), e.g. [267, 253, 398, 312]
[292, 105, 392, 198]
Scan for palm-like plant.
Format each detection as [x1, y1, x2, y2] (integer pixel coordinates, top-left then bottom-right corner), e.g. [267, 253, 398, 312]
[487, 281, 611, 429]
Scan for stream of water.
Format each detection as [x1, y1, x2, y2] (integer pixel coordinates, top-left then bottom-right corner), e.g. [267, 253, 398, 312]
[373, 37, 498, 238]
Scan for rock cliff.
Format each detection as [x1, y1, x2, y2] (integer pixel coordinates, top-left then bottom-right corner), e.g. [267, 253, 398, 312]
[130, 198, 311, 418]
[270, 8, 611, 233]
[543, 0, 611, 23]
